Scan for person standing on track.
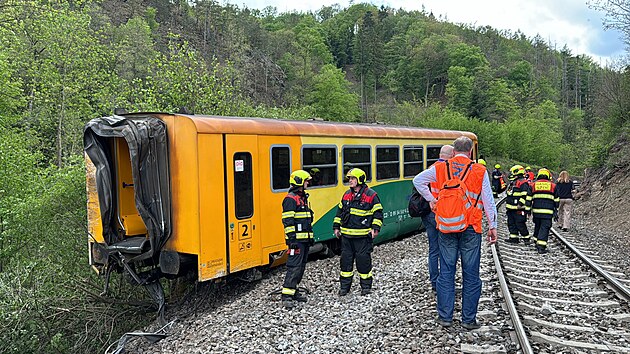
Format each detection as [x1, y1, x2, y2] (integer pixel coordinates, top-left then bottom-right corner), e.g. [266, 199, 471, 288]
[413, 144, 453, 292]
[530, 168, 559, 254]
[556, 171, 574, 232]
[413, 136, 498, 330]
[333, 168, 383, 296]
[505, 165, 532, 244]
[280, 170, 314, 309]
[491, 164, 505, 198]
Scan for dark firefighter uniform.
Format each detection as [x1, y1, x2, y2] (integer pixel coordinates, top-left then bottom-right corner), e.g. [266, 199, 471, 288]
[281, 170, 314, 309]
[491, 165, 504, 198]
[530, 169, 559, 254]
[333, 168, 383, 296]
[505, 165, 532, 244]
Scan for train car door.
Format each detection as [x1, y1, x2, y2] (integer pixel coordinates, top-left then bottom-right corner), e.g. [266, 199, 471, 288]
[225, 135, 261, 273]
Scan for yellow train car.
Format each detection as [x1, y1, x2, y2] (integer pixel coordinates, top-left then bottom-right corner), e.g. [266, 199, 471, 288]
[84, 113, 477, 287]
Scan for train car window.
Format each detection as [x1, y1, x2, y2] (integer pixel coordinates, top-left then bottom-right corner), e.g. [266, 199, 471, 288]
[426, 145, 442, 167]
[342, 146, 372, 183]
[376, 146, 400, 180]
[403, 146, 424, 178]
[234, 152, 254, 219]
[271, 146, 291, 191]
[302, 146, 337, 187]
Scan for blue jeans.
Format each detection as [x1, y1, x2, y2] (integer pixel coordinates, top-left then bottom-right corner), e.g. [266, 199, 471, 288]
[436, 226, 482, 324]
[421, 212, 439, 289]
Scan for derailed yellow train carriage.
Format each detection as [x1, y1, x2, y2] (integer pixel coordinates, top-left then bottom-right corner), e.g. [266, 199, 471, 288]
[84, 113, 477, 288]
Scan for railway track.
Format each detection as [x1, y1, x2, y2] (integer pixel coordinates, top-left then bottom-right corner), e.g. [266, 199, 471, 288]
[127, 196, 630, 353]
[491, 197, 630, 353]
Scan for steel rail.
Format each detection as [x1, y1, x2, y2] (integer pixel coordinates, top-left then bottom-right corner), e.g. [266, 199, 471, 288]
[552, 228, 630, 303]
[491, 197, 534, 354]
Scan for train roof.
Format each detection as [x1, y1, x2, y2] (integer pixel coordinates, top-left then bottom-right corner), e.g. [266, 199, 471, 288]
[126, 112, 477, 140]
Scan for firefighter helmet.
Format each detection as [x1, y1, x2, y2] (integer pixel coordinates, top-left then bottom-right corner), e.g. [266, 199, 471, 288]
[525, 166, 531, 171]
[495, 164, 501, 169]
[537, 168, 551, 179]
[510, 165, 525, 177]
[346, 168, 366, 184]
[289, 170, 312, 187]
[478, 158, 487, 166]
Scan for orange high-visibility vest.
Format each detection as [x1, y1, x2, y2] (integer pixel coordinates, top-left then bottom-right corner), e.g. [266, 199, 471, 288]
[434, 156, 486, 233]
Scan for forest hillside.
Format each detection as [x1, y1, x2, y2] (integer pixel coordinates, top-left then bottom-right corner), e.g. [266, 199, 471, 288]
[1, 0, 629, 352]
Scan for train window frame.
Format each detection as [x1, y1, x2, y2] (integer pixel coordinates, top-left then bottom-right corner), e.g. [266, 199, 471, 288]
[426, 145, 443, 168]
[233, 152, 254, 220]
[342, 145, 372, 185]
[403, 145, 424, 178]
[376, 145, 400, 181]
[301, 145, 338, 188]
[270, 145, 292, 193]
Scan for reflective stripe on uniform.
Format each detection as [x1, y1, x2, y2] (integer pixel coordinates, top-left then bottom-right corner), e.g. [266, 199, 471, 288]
[537, 240, 548, 246]
[437, 215, 465, 224]
[340, 271, 354, 278]
[282, 287, 296, 295]
[532, 208, 553, 214]
[439, 223, 467, 232]
[533, 194, 555, 200]
[333, 217, 341, 224]
[284, 226, 295, 233]
[341, 227, 371, 236]
[294, 212, 311, 218]
[372, 219, 383, 227]
[371, 203, 383, 213]
[350, 208, 371, 216]
[295, 232, 313, 239]
[282, 211, 295, 218]
[509, 234, 519, 239]
[358, 271, 373, 279]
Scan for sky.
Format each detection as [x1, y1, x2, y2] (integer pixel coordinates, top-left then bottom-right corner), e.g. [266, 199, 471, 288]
[234, 0, 627, 64]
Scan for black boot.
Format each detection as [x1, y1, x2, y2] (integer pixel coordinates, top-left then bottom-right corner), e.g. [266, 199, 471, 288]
[293, 290, 307, 302]
[282, 296, 295, 309]
[338, 288, 350, 296]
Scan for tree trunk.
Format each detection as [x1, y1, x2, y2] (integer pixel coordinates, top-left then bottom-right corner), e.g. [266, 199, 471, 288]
[58, 66, 66, 168]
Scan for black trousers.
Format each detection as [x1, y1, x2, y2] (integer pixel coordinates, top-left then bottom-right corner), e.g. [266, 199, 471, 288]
[533, 217, 552, 248]
[339, 235, 373, 290]
[507, 210, 529, 238]
[282, 242, 310, 297]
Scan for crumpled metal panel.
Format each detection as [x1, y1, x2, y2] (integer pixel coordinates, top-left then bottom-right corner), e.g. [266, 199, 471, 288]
[83, 115, 172, 261]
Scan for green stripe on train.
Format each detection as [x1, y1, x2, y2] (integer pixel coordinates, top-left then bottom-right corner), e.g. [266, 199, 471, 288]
[312, 180, 423, 243]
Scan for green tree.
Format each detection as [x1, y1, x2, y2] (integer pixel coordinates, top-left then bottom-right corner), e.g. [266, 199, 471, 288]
[446, 66, 473, 114]
[307, 64, 360, 121]
[483, 78, 518, 121]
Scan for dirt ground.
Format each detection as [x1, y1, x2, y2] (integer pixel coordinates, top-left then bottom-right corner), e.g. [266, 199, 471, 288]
[570, 162, 630, 278]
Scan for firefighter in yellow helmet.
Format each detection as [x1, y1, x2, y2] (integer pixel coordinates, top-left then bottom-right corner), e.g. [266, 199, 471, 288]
[491, 164, 505, 198]
[505, 165, 532, 244]
[333, 168, 383, 296]
[530, 168, 559, 254]
[280, 170, 314, 309]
